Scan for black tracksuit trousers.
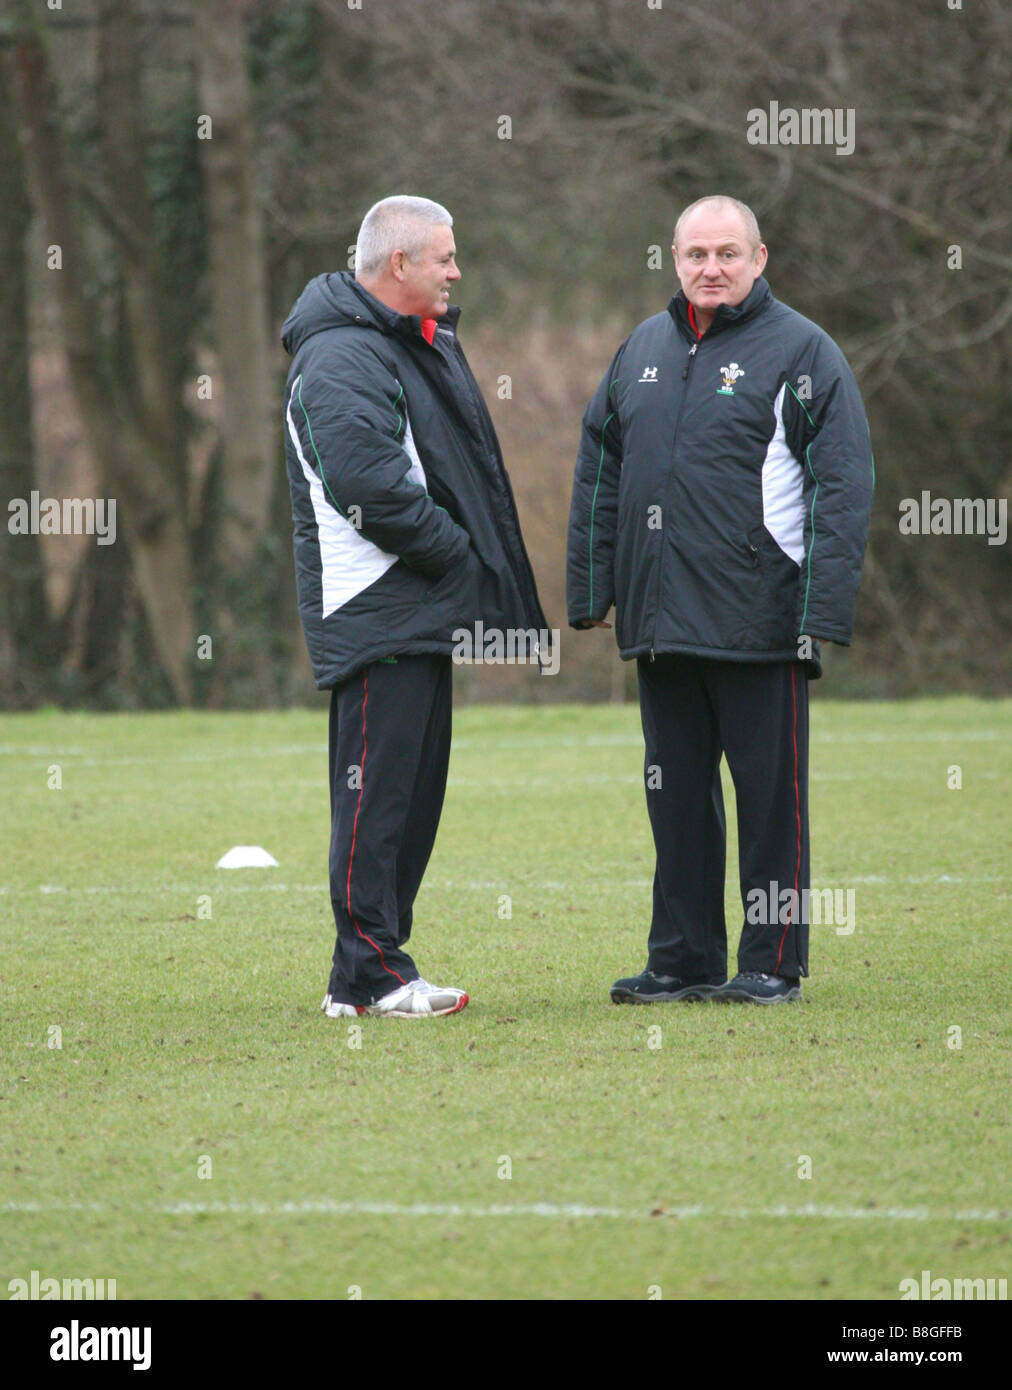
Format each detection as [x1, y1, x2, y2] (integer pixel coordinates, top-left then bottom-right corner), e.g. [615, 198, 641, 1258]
[637, 654, 810, 983]
[326, 654, 452, 1006]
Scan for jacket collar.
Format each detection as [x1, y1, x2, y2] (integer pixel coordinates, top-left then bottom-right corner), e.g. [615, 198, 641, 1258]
[344, 274, 461, 342]
[668, 275, 772, 341]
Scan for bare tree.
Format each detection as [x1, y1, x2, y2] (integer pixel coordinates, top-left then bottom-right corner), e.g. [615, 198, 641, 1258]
[4, 0, 195, 701]
[195, 0, 276, 691]
[0, 42, 52, 703]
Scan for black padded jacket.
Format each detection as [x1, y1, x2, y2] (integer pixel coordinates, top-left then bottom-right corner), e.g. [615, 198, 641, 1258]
[566, 276, 874, 678]
[282, 273, 547, 688]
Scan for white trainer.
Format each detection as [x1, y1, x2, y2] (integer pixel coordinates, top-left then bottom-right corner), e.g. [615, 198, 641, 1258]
[366, 977, 469, 1018]
[321, 994, 367, 1018]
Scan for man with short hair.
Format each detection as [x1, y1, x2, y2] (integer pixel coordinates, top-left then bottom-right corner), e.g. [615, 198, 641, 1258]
[283, 195, 547, 1019]
[567, 195, 874, 1005]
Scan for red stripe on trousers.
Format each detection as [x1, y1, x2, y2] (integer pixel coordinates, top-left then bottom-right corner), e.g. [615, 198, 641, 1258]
[345, 671, 407, 988]
[774, 664, 802, 976]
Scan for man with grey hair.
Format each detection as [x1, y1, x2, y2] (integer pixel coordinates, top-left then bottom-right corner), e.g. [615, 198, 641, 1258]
[282, 195, 547, 1019]
[567, 194, 874, 1006]
[353, 194, 452, 278]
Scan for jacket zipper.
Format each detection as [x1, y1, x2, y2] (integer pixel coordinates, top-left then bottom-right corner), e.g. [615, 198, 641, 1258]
[650, 339, 698, 661]
[453, 349, 536, 605]
[426, 333, 544, 625]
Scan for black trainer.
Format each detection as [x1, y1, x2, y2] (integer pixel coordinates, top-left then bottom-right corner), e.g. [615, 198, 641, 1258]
[610, 969, 723, 1004]
[713, 971, 801, 1004]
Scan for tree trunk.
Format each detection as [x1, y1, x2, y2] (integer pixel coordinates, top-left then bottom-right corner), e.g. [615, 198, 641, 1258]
[194, 0, 276, 696]
[96, 0, 187, 508]
[0, 41, 53, 704]
[4, 2, 195, 702]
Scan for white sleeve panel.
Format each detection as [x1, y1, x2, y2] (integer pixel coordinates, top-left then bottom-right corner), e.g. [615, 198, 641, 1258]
[761, 383, 805, 564]
[286, 379, 398, 618]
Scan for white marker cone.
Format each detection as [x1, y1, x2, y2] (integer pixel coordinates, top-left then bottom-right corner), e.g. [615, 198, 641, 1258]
[215, 846, 279, 869]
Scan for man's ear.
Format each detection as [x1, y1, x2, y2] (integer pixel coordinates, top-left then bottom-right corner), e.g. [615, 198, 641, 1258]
[390, 249, 407, 282]
[754, 243, 768, 275]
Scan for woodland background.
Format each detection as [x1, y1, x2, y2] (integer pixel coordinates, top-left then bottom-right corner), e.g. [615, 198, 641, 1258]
[1, 0, 1009, 707]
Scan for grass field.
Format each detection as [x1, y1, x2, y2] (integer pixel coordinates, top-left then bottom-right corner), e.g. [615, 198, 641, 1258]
[1, 697, 1008, 1301]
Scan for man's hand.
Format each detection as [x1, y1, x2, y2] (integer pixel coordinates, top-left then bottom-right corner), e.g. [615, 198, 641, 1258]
[575, 618, 612, 629]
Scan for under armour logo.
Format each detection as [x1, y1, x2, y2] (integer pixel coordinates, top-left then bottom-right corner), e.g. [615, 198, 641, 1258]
[639, 366, 659, 383]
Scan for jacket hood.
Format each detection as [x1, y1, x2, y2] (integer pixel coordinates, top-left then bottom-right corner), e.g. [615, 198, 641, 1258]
[281, 271, 462, 357]
[281, 272, 379, 356]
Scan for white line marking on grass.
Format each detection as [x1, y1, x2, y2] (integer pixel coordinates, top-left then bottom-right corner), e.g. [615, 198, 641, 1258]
[0, 727, 1005, 766]
[2, 1199, 1006, 1223]
[0, 745, 87, 757]
[5, 873, 1005, 899]
[447, 773, 889, 786]
[449, 770, 1004, 785]
[448, 776, 647, 786]
[0, 744, 327, 766]
[844, 874, 1007, 885]
[451, 730, 1005, 750]
[813, 730, 1002, 744]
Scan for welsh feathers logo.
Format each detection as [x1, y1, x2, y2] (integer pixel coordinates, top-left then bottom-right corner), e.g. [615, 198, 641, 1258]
[718, 362, 745, 395]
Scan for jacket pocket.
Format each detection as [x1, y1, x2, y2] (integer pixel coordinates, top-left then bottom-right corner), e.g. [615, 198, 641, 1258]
[422, 542, 483, 629]
[743, 526, 798, 648]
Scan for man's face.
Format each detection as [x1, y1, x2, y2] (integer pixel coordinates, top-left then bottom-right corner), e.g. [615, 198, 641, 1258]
[397, 224, 461, 317]
[672, 207, 767, 319]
